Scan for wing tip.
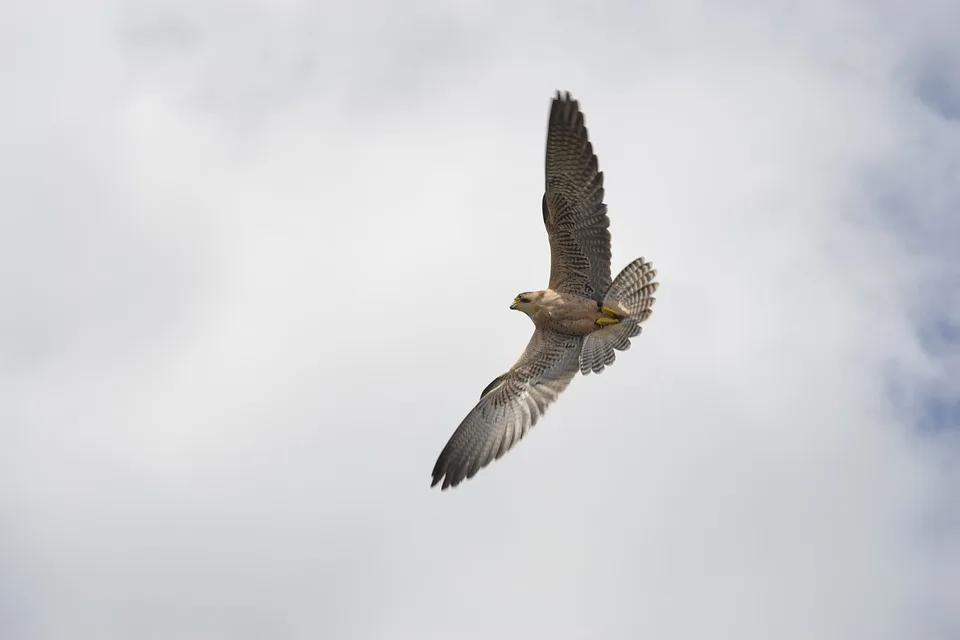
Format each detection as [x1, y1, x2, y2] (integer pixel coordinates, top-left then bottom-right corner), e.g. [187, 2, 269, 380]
[431, 457, 450, 490]
[430, 473, 460, 491]
[550, 90, 583, 128]
[431, 452, 465, 491]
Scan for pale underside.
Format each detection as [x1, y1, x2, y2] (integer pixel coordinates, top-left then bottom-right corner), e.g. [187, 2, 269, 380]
[528, 289, 627, 337]
[431, 92, 631, 490]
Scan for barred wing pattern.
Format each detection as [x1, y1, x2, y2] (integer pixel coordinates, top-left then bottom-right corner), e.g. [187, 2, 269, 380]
[543, 91, 612, 302]
[431, 329, 583, 490]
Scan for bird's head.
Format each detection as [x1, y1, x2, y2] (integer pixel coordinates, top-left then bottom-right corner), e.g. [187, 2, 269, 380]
[510, 291, 543, 317]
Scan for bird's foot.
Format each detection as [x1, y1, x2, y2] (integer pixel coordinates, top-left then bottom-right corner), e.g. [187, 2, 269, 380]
[595, 316, 620, 327]
[600, 305, 623, 319]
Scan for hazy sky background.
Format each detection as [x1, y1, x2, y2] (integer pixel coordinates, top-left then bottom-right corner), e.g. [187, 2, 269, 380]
[2, 0, 959, 638]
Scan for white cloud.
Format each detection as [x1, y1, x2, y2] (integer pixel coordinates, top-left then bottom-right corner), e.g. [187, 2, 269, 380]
[2, 0, 958, 638]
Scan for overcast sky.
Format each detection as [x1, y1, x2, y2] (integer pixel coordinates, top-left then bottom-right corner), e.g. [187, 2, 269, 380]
[2, 0, 959, 638]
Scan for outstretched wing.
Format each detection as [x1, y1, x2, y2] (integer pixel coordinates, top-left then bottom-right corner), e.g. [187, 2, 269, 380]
[543, 91, 612, 302]
[431, 329, 583, 490]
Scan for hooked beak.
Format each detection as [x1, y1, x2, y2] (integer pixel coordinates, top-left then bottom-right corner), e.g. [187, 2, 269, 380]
[509, 300, 519, 310]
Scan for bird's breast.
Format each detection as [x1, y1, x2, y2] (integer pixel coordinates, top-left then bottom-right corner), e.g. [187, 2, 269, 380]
[533, 293, 602, 336]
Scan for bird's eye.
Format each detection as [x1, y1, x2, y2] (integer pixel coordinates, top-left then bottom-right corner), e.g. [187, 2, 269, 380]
[520, 297, 530, 303]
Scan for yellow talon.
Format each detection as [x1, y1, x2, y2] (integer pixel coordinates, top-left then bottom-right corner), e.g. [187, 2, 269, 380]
[595, 316, 620, 327]
[600, 305, 622, 319]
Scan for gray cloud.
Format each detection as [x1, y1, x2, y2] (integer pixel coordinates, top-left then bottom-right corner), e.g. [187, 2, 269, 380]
[2, 0, 959, 638]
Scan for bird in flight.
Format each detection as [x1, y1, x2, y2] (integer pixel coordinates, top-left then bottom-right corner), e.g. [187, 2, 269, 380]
[430, 91, 659, 490]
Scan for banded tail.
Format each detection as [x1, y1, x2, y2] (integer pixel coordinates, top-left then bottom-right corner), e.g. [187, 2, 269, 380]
[579, 257, 658, 375]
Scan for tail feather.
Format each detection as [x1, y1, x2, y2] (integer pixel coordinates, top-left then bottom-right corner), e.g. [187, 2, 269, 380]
[579, 257, 658, 375]
[606, 256, 658, 318]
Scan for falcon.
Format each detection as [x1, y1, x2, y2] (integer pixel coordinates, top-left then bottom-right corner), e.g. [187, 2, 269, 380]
[430, 91, 659, 490]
